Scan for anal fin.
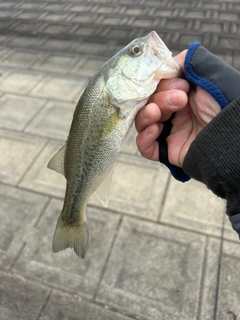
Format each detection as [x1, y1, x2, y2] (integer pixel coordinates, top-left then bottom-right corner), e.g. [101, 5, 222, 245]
[95, 169, 113, 207]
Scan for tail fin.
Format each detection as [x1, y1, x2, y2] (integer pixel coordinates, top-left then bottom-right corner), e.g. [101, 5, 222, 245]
[52, 215, 89, 259]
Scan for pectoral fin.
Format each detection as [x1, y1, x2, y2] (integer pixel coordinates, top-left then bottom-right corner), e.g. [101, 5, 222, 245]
[95, 169, 113, 207]
[47, 144, 66, 177]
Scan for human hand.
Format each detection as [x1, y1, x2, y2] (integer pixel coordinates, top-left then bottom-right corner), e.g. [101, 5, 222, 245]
[135, 50, 221, 167]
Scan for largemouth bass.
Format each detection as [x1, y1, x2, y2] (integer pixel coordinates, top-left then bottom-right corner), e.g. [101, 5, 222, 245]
[48, 31, 180, 258]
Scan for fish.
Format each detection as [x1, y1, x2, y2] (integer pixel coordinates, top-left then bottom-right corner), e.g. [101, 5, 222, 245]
[48, 31, 180, 258]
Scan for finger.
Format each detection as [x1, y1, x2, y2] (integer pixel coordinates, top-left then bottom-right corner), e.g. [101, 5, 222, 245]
[149, 89, 188, 113]
[136, 122, 163, 161]
[135, 102, 161, 133]
[155, 78, 190, 94]
[174, 50, 187, 71]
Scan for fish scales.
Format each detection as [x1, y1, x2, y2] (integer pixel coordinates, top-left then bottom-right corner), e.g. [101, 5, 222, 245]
[48, 31, 180, 258]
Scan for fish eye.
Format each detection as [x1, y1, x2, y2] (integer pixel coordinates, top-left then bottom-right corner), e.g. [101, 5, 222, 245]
[129, 45, 142, 57]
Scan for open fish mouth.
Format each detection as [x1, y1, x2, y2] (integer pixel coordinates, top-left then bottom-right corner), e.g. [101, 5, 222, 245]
[147, 31, 180, 80]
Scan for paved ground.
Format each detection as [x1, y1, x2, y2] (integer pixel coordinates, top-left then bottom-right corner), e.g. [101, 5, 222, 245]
[0, 0, 240, 319]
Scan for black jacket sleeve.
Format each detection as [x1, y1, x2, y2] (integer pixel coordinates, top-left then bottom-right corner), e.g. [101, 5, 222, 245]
[182, 43, 240, 237]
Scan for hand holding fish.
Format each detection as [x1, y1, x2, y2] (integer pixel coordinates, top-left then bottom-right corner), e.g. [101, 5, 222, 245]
[135, 50, 221, 168]
[137, 41, 240, 241]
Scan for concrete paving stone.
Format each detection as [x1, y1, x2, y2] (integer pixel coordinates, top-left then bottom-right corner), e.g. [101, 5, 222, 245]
[72, 57, 107, 77]
[0, 21, 13, 30]
[13, 198, 121, 298]
[99, 16, 127, 25]
[92, 4, 120, 14]
[198, 238, 221, 320]
[0, 184, 48, 269]
[222, 213, 240, 244]
[10, 21, 43, 33]
[69, 4, 92, 12]
[0, 270, 50, 320]
[218, 36, 240, 50]
[41, 39, 75, 51]
[218, 12, 238, 21]
[233, 4, 240, 11]
[70, 13, 98, 23]
[0, 2, 15, 8]
[106, 28, 137, 40]
[42, 23, 71, 35]
[14, 11, 43, 20]
[97, 217, 205, 320]
[30, 74, 88, 103]
[161, 177, 226, 237]
[182, 9, 208, 19]
[196, 22, 222, 33]
[72, 41, 110, 57]
[8, 36, 43, 48]
[25, 100, 75, 140]
[32, 54, 80, 74]
[132, 17, 157, 28]
[0, 48, 8, 59]
[73, 25, 103, 36]
[0, 94, 47, 131]
[0, 10, 15, 18]
[0, 50, 44, 68]
[42, 3, 67, 11]
[39, 12, 70, 21]
[0, 35, 8, 44]
[89, 153, 169, 220]
[178, 33, 204, 46]
[16, 2, 42, 9]
[39, 290, 131, 320]
[0, 70, 45, 95]
[215, 241, 240, 319]
[0, 130, 46, 185]
[124, 7, 148, 16]
[202, 3, 223, 10]
[165, 19, 188, 30]
[19, 140, 66, 197]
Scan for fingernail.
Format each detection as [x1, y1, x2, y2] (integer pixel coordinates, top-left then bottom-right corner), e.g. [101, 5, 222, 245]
[167, 91, 179, 106]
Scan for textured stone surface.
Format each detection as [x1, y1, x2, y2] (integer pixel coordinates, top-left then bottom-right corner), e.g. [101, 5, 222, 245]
[0, 185, 48, 269]
[97, 217, 205, 320]
[0, 271, 49, 320]
[215, 241, 240, 320]
[25, 101, 75, 140]
[32, 54, 80, 73]
[161, 177, 226, 237]
[0, 94, 46, 131]
[30, 74, 87, 102]
[0, 130, 46, 185]
[0, 70, 45, 95]
[0, 50, 43, 68]
[39, 290, 131, 320]
[199, 238, 221, 320]
[19, 140, 66, 197]
[14, 199, 120, 298]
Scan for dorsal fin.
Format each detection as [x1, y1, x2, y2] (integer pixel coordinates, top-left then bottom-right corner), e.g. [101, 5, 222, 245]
[47, 144, 66, 177]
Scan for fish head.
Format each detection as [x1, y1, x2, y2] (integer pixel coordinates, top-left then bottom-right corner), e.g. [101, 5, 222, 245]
[119, 31, 180, 81]
[106, 31, 180, 107]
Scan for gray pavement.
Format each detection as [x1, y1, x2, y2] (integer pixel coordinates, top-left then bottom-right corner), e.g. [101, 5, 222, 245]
[0, 0, 240, 319]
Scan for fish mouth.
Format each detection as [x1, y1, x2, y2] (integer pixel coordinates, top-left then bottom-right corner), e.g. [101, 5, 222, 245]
[147, 31, 168, 50]
[147, 31, 181, 80]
